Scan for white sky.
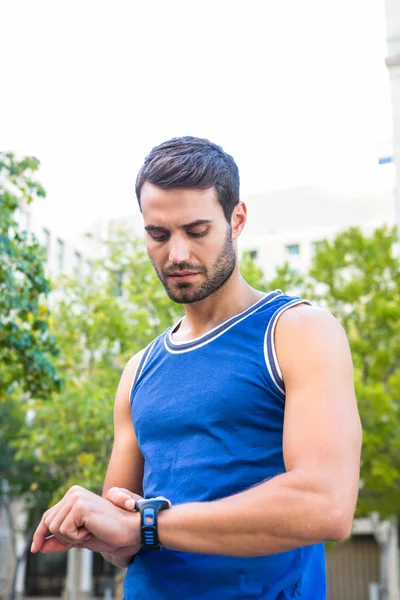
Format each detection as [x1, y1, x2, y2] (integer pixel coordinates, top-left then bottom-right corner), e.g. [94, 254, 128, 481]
[0, 0, 393, 237]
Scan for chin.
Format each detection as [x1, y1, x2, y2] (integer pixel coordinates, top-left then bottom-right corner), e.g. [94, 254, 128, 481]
[165, 287, 205, 305]
[167, 293, 200, 305]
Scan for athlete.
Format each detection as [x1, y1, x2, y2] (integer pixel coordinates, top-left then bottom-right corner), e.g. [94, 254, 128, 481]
[32, 137, 362, 599]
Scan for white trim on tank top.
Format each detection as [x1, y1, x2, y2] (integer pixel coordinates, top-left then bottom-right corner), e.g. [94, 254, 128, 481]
[263, 298, 312, 396]
[128, 339, 157, 403]
[164, 290, 282, 354]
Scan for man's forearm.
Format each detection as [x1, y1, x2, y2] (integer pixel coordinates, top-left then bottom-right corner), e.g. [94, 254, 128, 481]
[158, 470, 354, 557]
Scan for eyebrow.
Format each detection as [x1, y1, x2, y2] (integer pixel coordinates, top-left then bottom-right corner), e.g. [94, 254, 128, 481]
[145, 219, 212, 232]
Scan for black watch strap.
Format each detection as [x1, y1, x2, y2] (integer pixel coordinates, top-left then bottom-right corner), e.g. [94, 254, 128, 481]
[135, 498, 169, 550]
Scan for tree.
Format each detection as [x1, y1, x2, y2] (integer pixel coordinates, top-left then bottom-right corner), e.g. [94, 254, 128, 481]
[0, 153, 61, 404]
[17, 271, 130, 500]
[266, 226, 400, 518]
[308, 227, 400, 517]
[240, 251, 269, 292]
[305, 226, 400, 600]
[0, 152, 62, 599]
[0, 152, 62, 496]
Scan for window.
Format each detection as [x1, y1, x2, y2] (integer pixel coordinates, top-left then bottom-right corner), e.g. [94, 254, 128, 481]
[249, 250, 258, 260]
[19, 209, 31, 232]
[42, 229, 51, 257]
[73, 251, 82, 276]
[286, 244, 300, 256]
[312, 240, 325, 255]
[85, 261, 94, 278]
[56, 239, 64, 273]
[112, 270, 124, 297]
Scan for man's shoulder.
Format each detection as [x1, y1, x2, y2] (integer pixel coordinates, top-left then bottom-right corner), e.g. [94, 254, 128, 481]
[277, 303, 339, 332]
[275, 303, 349, 376]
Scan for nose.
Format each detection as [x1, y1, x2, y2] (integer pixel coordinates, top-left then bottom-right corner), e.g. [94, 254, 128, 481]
[168, 235, 190, 264]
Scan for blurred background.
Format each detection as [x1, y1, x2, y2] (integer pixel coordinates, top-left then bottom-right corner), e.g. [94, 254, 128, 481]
[0, 0, 399, 599]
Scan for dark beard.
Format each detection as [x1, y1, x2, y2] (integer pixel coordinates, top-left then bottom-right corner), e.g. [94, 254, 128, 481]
[152, 229, 236, 304]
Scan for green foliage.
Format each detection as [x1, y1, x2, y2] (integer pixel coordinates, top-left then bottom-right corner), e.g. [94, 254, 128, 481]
[266, 262, 306, 296]
[240, 251, 269, 291]
[307, 227, 400, 516]
[356, 371, 400, 515]
[0, 153, 61, 402]
[0, 153, 61, 506]
[17, 380, 116, 501]
[267, 226, 400, 517]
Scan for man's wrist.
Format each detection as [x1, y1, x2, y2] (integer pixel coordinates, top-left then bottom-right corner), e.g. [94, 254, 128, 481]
[109, 509, 142, 556]
[128, 509, 142, 549]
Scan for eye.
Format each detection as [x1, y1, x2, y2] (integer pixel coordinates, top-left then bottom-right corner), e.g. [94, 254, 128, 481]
[148, 231, 170, 242]
[186, 229, 208, 238]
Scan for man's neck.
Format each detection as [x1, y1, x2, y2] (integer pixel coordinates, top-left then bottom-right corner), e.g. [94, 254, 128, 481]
[173, 275, 265, 343]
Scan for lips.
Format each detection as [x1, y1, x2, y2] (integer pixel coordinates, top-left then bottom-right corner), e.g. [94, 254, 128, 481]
[168, 272, 200, 280]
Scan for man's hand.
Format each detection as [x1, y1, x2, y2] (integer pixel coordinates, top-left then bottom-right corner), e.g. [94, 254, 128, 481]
[31, 486, 141, 555]
[105, 486, 172, 510]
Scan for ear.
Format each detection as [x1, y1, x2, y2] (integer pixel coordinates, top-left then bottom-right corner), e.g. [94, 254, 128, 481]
[231, 202, 247, 240]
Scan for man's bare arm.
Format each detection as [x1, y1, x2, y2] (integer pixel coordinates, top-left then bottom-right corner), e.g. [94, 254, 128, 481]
[101, 350, 145, 568]
[153, 306, 362, 556]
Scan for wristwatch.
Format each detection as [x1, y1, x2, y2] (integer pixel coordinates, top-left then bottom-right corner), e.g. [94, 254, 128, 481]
[135, 498, 170, 550]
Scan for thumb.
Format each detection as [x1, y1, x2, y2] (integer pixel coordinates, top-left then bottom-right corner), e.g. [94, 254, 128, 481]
[106, 487, 143, 511]
[33, 534, 74, 554]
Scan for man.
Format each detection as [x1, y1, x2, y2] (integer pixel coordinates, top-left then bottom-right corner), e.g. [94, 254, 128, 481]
[32, 137, 362, 599]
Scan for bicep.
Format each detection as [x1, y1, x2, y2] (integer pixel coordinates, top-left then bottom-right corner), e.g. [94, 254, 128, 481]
[102, 351, 145, 497]
[277, 307, 362, 508]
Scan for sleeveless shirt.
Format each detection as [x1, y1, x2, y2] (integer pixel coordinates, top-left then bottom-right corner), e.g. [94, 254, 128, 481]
[123, 291, 326, 599]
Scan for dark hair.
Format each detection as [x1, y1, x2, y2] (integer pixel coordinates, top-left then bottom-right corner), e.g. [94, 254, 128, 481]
[135, 136, 240, 222]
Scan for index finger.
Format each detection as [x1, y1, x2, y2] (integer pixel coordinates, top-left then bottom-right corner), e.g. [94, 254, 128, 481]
[31, 501, 62, 553]
[31, 516, 52, 553]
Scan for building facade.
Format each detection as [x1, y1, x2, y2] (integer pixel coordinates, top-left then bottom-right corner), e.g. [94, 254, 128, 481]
[239, 167, 396, 279]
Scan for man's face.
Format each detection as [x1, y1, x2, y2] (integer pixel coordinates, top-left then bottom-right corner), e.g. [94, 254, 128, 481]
[140, 183, 237, 304]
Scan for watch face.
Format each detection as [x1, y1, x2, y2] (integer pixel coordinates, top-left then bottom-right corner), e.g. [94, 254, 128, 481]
[135, 498, 169, 511]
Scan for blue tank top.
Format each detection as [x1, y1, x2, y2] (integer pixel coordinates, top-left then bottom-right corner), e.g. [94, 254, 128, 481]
[124, 291, 326, 600]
